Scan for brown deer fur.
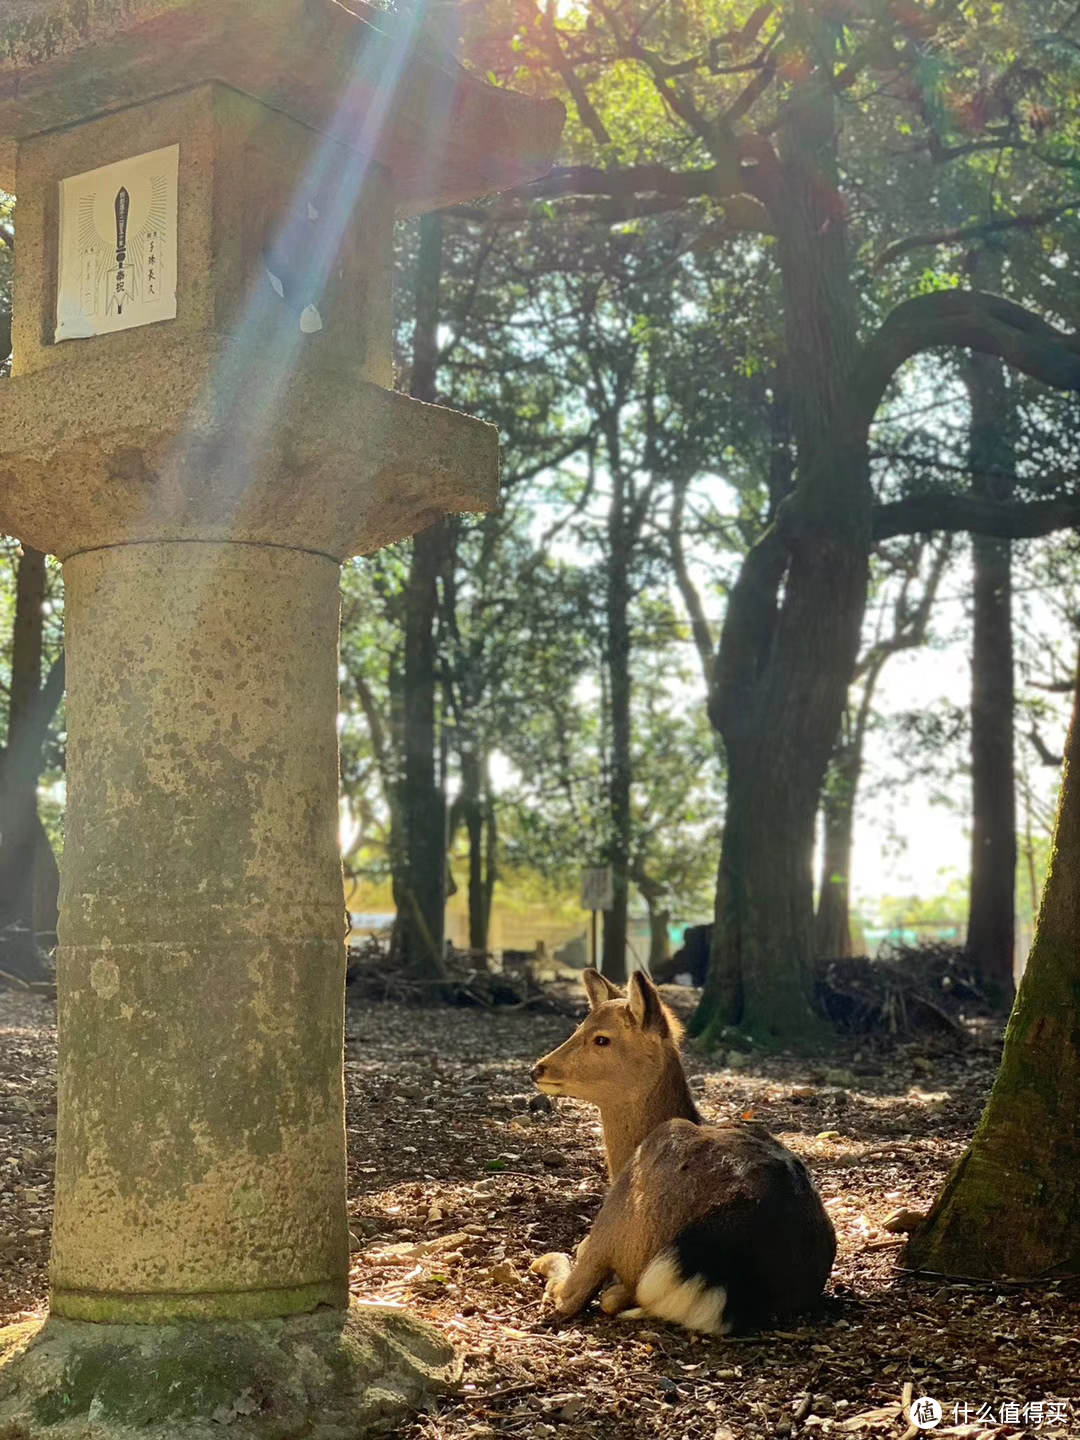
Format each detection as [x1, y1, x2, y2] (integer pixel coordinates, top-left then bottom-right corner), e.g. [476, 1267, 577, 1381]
[529, 969, 836, 1334]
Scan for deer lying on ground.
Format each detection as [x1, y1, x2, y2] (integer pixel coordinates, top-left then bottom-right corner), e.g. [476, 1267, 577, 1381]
[529, 969, 836, 1334]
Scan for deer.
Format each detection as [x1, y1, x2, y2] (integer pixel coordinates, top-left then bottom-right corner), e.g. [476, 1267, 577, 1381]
[529, 968, 836, 1334]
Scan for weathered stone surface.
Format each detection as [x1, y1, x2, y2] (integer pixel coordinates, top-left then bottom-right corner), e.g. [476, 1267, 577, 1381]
[0, 0, 559, 1407]
[0, 0, 565, 208]
[0, 1304, 458, 1438]
[51, 543, 350, 1322]
[0, 79, 498, 560]
[0, 333, 498, 559]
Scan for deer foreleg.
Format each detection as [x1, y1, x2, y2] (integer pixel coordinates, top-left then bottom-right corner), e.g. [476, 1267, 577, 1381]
[532, 1239, 611, 1317]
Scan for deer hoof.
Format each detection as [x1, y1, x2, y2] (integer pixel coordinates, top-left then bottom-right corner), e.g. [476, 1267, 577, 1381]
[599, 1280, 636, 1315]
[530, 1251, 573, 1304]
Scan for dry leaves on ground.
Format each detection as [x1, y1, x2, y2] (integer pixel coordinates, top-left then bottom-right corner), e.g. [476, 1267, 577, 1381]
[1, 984, 1077, 1439]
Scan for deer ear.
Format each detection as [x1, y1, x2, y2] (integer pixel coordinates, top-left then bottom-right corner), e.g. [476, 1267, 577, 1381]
[583, 968, 621, 1011]
[628, 971, 668, 1033]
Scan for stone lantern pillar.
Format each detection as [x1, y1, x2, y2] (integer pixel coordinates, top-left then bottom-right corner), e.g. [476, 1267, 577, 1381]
[0, 3, 562, 1433]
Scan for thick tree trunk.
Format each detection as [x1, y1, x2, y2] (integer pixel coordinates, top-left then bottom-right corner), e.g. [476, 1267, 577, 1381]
[815, 767, 855, 960]
[697, 736, 826, 1043]
[0, 547, 62, 980]
[602, 470, 632, 984]
[694, 72, 869, 1047]
[399, 214, 448, 979]
[964, 348, 1016, 1008]
[906, 651, 1080, 1278]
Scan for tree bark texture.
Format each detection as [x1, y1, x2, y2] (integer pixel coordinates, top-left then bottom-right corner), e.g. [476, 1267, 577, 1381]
[906, 653, 1080, 1279]
[696, 70, 868, 1046]
[399, 214, 448, 979]
[964, 347, 1017, 1008]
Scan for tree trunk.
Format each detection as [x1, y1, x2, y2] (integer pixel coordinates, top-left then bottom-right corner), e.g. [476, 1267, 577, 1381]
[32, 806, 60, 944]
[697, 744, 825, 1042]
[400, 519, 448, 976]
[964, 346, 1016, 1008]
[460, 739, 488, 952]
[814, 539, 950, 962]
[905, 649, 1080, 1278]
[646, 903, 669, 976]
[399, 213, 448, 979]
[632, 869, 670, 977]
[694, 68, 869, 1047]
[815, 762, 856, 959]
[700, 500, 869, 1050]
[0, 547, 61, 980]
[602, 467, 632, 984]
[483, 767, 497, 942]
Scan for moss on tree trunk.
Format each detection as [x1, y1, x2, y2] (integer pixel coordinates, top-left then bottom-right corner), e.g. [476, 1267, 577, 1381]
[906, 657, 1080, 1278]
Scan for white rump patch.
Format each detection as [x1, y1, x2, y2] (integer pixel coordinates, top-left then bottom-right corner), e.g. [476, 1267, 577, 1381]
[636, 1250, 731, 1335]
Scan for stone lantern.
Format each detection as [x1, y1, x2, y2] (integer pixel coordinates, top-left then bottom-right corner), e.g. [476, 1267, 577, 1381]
[0, 2, 562, 1433]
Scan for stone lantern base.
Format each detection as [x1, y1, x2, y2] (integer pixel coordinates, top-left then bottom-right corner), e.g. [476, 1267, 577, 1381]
[0, 1303, 457, 1439]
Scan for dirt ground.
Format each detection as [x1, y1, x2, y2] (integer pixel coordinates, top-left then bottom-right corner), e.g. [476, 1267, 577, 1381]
[1, 984, 1078, 1439]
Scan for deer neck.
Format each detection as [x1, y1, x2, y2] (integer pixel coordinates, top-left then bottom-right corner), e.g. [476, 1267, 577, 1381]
[598, 1051, 701, 1180]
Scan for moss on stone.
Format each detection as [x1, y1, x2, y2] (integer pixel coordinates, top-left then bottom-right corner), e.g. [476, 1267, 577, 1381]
[0, 1305, 458, 1438]
[31, 1332, 284, 1426]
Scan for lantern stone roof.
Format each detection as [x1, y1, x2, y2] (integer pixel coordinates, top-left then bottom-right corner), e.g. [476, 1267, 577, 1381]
[0, 0, 564, 207]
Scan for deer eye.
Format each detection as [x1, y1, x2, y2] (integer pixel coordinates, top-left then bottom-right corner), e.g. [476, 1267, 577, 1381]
[593, 1034, 611, 1047]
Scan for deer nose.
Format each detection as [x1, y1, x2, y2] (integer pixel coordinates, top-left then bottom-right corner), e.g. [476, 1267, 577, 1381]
[531, 1062, 546, 1082]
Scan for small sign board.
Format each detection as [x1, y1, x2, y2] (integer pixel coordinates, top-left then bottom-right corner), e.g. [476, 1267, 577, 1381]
[580, 866, 614, 912]
[56, 144, 179, 342]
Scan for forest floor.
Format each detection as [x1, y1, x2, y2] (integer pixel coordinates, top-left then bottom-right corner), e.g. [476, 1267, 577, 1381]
[1, 984, 1078, 1439]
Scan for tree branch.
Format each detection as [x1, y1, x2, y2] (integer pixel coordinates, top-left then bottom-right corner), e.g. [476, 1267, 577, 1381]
[873, 492, 1080, 541]
[721, 57, 776, 127]
[874, 201, 1080, 269]
[455, 191, 772, 232]
[1029, 677, 1076, 694]
[1029, 726, 1064, 768]
[351, 667, 394, 796]
[856, 289, 1080, 429]
[669, 476, 716, 691]
[497, 162, 772, 229]
[536, 0, 612, 148]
